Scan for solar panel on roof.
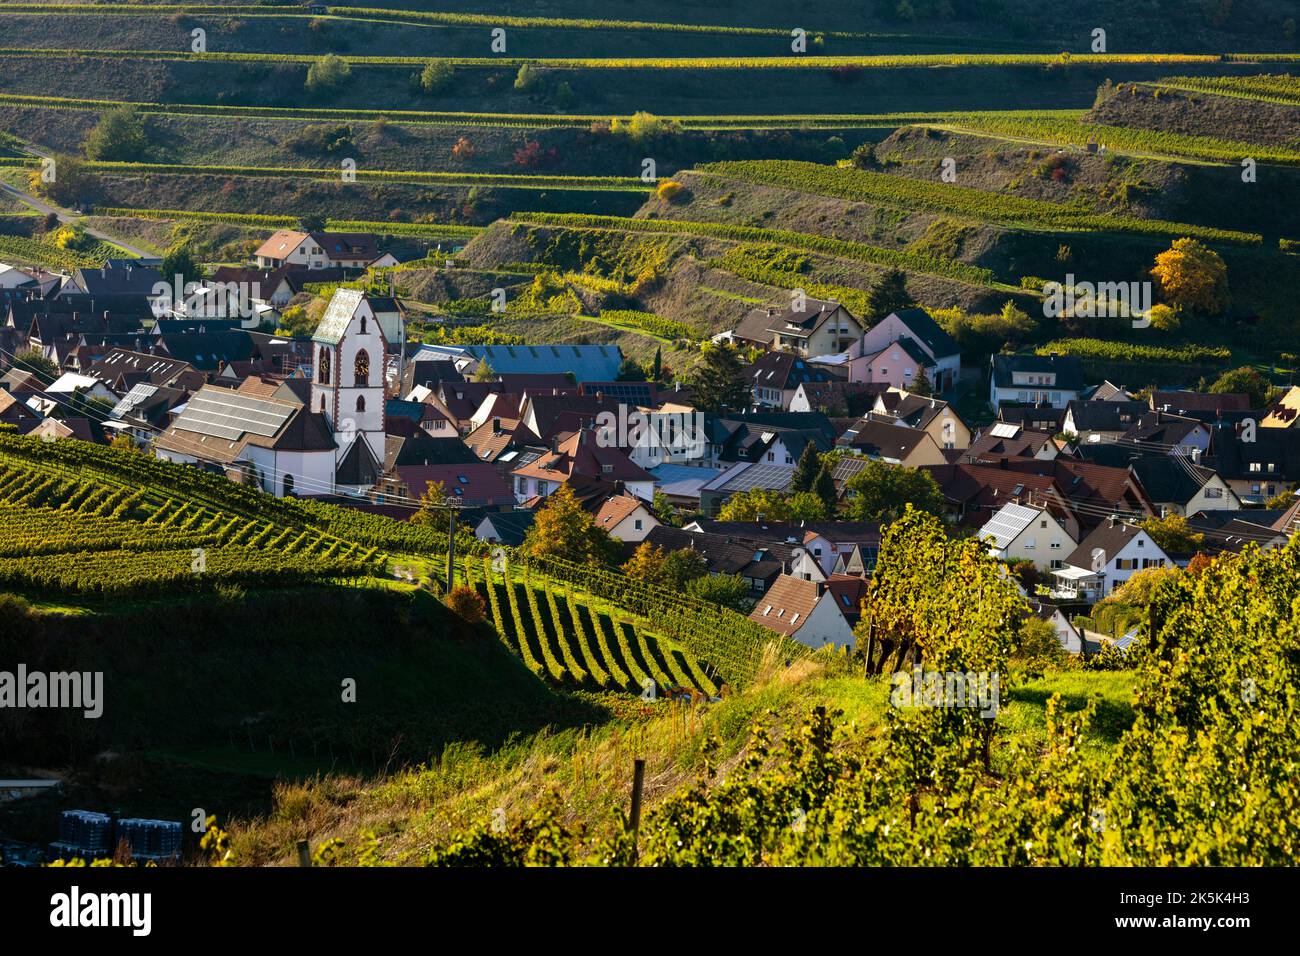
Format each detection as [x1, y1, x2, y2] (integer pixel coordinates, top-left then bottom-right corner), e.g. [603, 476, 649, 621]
[990, 422, 1020, 439]
[174, 391, 293, 442]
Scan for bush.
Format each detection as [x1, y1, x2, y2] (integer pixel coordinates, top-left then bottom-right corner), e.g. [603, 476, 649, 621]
[83, 106, 149, 162]
[420, 60, 454, 94]
[305, 54, 351, 94]
[446, 584, 486, 624]
[655, 180, 685, 202]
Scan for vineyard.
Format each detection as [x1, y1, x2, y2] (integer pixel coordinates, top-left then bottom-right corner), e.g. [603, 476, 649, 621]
[935, 113, 1300, 167]
[1, 48, 1297, 69]
[0, 157, 647, 192]
[0, 458, 380, 596]
[0, 234, 110, 270]
[1034, 338, 1234, 364]
[1148, 73, 1300, 106]
[508, 212, 1000, 286]
[463, 555, 720, 697]
[699, 160, 1264, 244]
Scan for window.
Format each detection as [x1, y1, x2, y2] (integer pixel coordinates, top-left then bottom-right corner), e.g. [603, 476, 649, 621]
[359, 316, 367, 334]
[354, 349, 369, 387]
[767, 452, 775, 462]
[1051, 540, 1061, 550]
[634, 519, 643, 531]
[283, 474, 294, 496]
[1025, 538, 1036, 550]
[317, 347, 331, 384]
[1049, 559, 1064, 570]
[1040, 520, 1047, 528]
[318, 395, 325, 412]
[1137, 539, 1144, 547]
[1206, 487, 1222, 499]
[1249, 462, 1262, 473]
[356, 395, 365, 413]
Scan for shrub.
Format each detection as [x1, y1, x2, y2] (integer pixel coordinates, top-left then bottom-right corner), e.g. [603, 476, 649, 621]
[446, 584, 487, 624]
[655, 180, 685, 201]
[305, 55, 351, 94]
[420, 60, 454, 94]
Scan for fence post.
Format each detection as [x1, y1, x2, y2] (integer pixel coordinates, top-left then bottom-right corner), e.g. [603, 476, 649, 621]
[296, 840, 311, 867]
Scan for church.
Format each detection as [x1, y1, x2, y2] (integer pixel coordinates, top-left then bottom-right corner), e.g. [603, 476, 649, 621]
[154, 289, 399, 497]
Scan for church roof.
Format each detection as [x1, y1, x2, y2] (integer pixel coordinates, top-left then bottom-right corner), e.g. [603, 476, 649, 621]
[313, 289, 366, 346]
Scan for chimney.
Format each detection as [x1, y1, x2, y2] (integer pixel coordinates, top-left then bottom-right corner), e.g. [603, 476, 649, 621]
[999, 458, 1008, 470]
[549, 435, 558, 454]
[492, 417, 502, 434]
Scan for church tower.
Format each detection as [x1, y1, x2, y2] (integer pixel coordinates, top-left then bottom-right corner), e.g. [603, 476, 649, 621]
[311, 289, 386, 490]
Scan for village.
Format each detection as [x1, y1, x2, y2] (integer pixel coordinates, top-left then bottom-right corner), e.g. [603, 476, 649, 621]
[3, 226, 1297, 659]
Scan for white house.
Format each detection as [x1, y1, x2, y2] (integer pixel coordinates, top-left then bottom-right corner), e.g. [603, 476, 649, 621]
[593, 494, 659, 543]
[254, 230, 379, 270]
[980, 501, 1077, 573]
[748, 574, 856, 650]
[989, 353, 1085, 410]
[1052, 518, 1172, 602]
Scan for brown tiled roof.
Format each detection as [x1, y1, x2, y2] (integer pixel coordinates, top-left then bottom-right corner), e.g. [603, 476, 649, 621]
[749, 575, 824, 636]
[594, 494, 648, 530]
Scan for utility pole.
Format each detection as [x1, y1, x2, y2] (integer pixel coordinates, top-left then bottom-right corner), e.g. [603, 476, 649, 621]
[446, 506, 457, 588]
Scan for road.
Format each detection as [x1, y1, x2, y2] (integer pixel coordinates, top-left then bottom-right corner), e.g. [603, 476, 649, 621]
[1, 146, 155, 259]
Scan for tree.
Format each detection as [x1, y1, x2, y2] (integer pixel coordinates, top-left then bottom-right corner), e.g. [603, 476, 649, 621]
[411, 480, 448, 527]
[1209, 366, 1276, 408]
[1139, 514, 1205, 554]
[812, 463, 838, 516]
[843, 460, 945, 523]
[420, 60, 455, 94]
[83, 106, 149, 162]
[788, 491, 829, 521]
[685, 573, 752, 611]
[110, 433, 138, 452]
[687, 343, 748, 412]
[29, 154, 93, 206]
[298, 212, 327, 233]
[276, 304, 318, 338]
[1151, 237, 1228, 315]
[717, 487, 792, 522]
[650, 488, 677, 523]
[473, 361, 497, 383]
[790, 442, 822, 494]
[850, 142, 877, 169]
[306, 54, 351, 94]
[610, 111, 678, 144]
[908, 369, 933, 397]
[10, 348, 57, 382]
[1147, 302, 1180, 332]
[521, 485, 618, 565]
[651, 346, 662, 383]
[160, 243, 205, 286]
[623, 542, 707, 589]
[865, 268, 911, 320]
[616, 357, 646, 382]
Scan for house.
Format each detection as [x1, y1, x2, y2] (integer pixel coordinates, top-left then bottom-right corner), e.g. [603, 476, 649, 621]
[254, 231, 380, 270]
[409, 343, 624, 384]
[475, 510, 536, 546]
[835, 308, 962, 394]
[1122, 411, 1211, 457]
[1149, 390, 1252, 417]
[638, 525, 795, 594]
[731, 298, 864, 357]
[64, 264, 164, 300]
[988, 353, 1085, 410]
[0, 389, 42, 434]
[1026, 598, 1084, 654]
[835, 419, 946, 467]
[154, 384, 337, 497]
[1061, 399, 1147, 443]
[593, 493, 659, 542]
[749, 574, 857, 650]
[1205, 424, 1300, 505]
[645, 462, 726, 511]
[788, 380, 884, 416]
[684, 519, 880, 576]
[697, 461, 795, 516]
[1262, 385, 1300, 430]
[868, 388, 971, 450]
[824, 575, 870, 626]
[510, 427, 655, 503]
[748, 351, 841, 409]
[1052, 518, 1172, 602]
[384, 462, 515, 508]
[1185, 509, 1288, 555]
[981, 457, 1157, 531]
[923, 462, 1082, 539]
[980, 501, 1077, 573]
[960, 422, 1060, 463]
[1128, 455, 1238, 516]
[87, 349, 205, 394]
[105, 383, 188, 444]
[1087, 380, 1132, 402]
